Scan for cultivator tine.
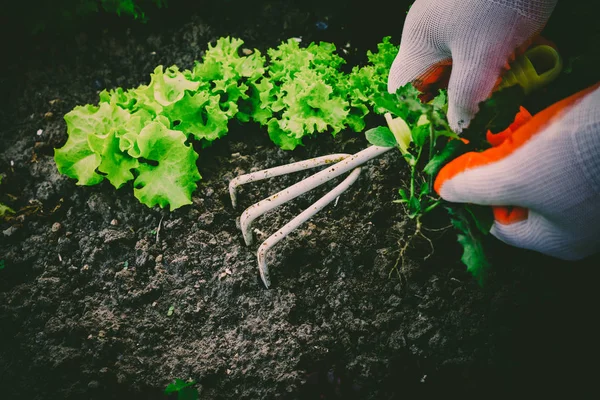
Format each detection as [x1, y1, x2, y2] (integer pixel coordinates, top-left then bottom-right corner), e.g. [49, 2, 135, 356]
[230, 145, 395, 288]
[229, 154, 351, 209]
[257, 167, 362, 288]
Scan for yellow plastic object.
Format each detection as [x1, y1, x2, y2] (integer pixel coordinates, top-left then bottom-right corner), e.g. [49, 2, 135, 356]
[498, 45, 563, 94]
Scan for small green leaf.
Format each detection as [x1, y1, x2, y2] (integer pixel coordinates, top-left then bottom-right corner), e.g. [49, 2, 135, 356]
[434, 130, 460, 141]
[411, 123, 430, 147]
[465, 204, 494, 235]
[430, 90, 447, 110]
[167, 305, 175, 316]
[419, 182, 430, 198]
[372, 92, 407, 118]
[365, 126, 397, 147]
[0, 260, 5, 270]
[408, 196, 421, 218]
[165, 379, 195, 394]
[446, 206, 491, 285]
[398, 188, 409, 201]
[423, 139, 465, 177]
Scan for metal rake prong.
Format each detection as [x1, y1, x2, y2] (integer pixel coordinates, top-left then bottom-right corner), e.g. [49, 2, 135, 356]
[229, 154, 351, 209]
[239, 145, 394, 246]
[257, 167, 362, 288]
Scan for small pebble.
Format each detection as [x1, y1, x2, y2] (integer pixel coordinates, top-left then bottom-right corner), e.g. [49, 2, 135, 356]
[315, 21, 328, 30]
[110, 219, 119, 226]
[98, 330, 106, 338]
[49, 99, 60, 105]
[155, 254, 163, 263]
[242, 48, 253, 55]
[43, 112, 53, 119]
[51, 222, 61, 232]
[81, 264, 90, 272]
[3, 226, 18, 237]
[36, 129, 43, 136]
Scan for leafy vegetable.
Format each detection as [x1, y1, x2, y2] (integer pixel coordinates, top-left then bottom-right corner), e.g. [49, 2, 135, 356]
[56, 36, 401, 208]
[346, 37, 400, 116]
[258, 40, 351, 150]
[56, 37, 265, 210]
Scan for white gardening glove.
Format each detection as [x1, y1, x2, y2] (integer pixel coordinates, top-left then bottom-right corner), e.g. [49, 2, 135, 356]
[434, 84, 600, 260]
[388, 0, 558, 132]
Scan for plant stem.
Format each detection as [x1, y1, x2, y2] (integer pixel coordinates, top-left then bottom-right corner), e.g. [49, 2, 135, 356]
[410, 145, 424, 199]
[428, 121, 435, 190]
[423, 199, 442, 214]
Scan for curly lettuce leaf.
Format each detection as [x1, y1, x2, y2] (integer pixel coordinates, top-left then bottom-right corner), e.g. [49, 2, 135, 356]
[346, 36, 399, 116]
[87, 130, 139, 189]
[163, 91, 229, 141]
[133, 121, 201, 210]
[99, 87, 137, 110]
[192, 37, 266, 122]
[261, 40, 351, 149]
[148, 65, 201, 107]
[55, 103, 132, 185]
[266, 70, 348, 150]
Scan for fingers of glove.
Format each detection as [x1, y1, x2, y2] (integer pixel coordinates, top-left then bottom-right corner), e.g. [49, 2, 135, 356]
[387, 1, 451, 95]
[388, 51, 451, 98]
[491, 210, 593, 260]
[389, 0, 556, 131]
[492, 206, 528, 225]
[434, 84, 600, 206]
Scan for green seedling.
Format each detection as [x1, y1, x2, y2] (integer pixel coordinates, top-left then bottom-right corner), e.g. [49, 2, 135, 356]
[366, 84, 524, 283]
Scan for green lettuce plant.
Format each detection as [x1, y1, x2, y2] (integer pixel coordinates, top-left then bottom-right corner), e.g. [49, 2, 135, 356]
[55, 37, 264, 210]
[55, 36, 399, 209]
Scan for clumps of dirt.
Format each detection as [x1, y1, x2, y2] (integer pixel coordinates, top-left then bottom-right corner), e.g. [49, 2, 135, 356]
[2, 2, 600, 399]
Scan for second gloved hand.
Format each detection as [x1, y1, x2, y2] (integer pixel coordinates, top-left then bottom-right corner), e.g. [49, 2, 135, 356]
[435, 84, 600, 260]
[388, 0, 557, 132]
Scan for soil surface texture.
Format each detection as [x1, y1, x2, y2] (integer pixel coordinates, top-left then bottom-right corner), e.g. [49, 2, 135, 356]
[1, 1, 599, 399]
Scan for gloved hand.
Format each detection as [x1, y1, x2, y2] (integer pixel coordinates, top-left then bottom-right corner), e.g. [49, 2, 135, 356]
[434, 84, 600, 260]
[388, 0, 557, 132]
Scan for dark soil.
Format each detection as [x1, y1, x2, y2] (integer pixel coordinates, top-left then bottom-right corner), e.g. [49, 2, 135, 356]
[1, 1, 599, 399]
